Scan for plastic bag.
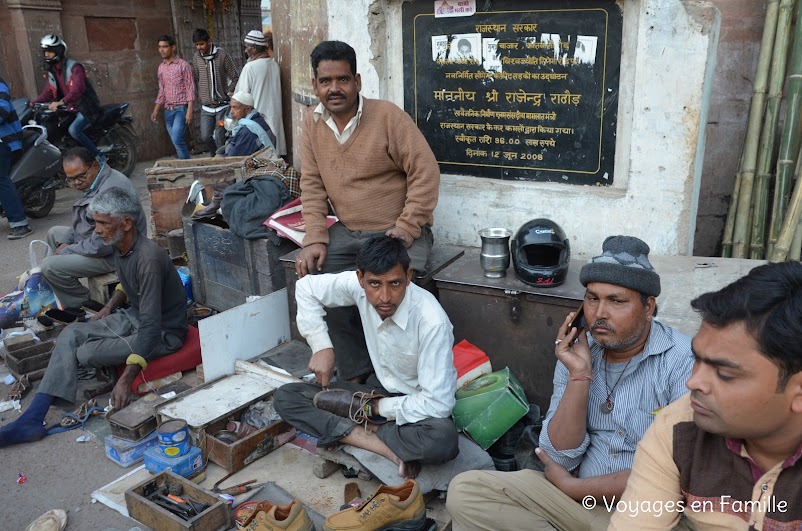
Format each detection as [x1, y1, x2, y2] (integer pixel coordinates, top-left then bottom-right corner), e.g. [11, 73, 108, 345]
[0, 240, 63, 327]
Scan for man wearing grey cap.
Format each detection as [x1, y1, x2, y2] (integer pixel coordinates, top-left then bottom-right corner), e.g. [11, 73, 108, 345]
[447, 236, 695, 531]
[234, 30, 286, 155]
[225, 91, 276, 157]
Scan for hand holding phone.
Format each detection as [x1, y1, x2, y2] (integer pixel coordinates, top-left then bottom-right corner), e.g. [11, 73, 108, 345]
[569, 302, 585, 331]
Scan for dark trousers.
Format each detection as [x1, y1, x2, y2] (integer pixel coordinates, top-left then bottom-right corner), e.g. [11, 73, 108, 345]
[0, 143, 27, 226]
[273, 378, 459, 464]
[318, 222, 434, 380]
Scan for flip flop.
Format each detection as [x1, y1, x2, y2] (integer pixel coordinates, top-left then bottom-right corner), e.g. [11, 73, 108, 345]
[45, 400, 105, 435]
[24, 509, 67, 531]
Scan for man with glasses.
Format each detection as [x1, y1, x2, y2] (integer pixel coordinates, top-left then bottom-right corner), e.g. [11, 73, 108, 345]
[40, 147, 146, 309]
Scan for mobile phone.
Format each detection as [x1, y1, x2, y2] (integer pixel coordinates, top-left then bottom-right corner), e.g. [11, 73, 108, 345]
[569, 302, 585, 330]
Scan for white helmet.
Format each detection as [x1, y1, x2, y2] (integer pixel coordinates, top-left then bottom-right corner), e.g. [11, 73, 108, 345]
[40, 34, 68, 64]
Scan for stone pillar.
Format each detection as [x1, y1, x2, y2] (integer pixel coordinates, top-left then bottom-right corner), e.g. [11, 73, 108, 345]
[2, 0, 63, 98]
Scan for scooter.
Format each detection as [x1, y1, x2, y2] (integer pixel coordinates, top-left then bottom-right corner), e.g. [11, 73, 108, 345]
[6, 123, 63, 218]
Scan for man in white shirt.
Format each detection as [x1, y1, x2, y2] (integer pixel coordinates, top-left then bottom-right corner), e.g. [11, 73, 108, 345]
[273, 236, 459, 479]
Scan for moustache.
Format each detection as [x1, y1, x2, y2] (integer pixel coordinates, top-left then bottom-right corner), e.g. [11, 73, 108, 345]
[590, 320, 613, 332]
[327, 93, 345, 100]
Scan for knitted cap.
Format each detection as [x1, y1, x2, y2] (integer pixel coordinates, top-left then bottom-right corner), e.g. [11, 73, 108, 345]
[244, 30, 266, 46]
[579, 236, 661, 296]
[231, 91, 254, 107]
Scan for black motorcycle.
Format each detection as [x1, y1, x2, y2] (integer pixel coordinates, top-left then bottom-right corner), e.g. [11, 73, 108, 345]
[17, 99, 138, 177]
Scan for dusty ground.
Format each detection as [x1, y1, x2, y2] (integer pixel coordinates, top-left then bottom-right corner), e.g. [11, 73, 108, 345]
[0, 160, 156, 531]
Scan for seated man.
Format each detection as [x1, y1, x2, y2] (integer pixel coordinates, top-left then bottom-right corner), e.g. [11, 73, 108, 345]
[41, 147, 146, 309]
[610, 262, 802, 530]
[446, 236, 695, 530]
[0, 187, 188, 447]
[224, 91, 276, 157]
[274, 236, 458, 478]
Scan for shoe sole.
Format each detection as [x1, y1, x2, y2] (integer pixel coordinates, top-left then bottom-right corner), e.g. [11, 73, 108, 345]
[8, 231, 33, 240]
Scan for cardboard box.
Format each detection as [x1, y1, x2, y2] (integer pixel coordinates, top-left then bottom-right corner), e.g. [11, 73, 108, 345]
[105, 431, 159, 468]
[125, 469, 231, 531]
[144, 445, 205, 477]
[452, 368, 530, 449]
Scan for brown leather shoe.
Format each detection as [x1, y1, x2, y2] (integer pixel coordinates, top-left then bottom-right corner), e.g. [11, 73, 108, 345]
[323, 480, 427, 531]
[313, 389, 388, 424]
[241, 499, 314, 531]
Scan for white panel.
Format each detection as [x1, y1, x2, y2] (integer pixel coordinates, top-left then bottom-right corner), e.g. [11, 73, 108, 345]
[199, 288, 291, 382]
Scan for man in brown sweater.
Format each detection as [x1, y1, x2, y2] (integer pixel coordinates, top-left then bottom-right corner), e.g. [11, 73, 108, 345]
[296, 40, 440, 385]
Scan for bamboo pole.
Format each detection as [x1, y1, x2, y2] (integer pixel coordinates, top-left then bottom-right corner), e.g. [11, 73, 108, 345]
[721, 170, 741, 257]
[770, 0, 802, 260]
[790, 218, 802, 260]
[732, 0, 781, 258]
[751, 0, 796, 259]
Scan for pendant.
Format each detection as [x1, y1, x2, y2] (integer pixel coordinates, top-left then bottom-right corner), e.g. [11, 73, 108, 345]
[599, 399, 614, 414]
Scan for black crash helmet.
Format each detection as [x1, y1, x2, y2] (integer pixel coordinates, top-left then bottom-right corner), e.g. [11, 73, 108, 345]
[512, 219, 570, 287]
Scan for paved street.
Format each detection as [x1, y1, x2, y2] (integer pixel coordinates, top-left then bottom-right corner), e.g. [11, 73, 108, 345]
[0, 160, 155, 531]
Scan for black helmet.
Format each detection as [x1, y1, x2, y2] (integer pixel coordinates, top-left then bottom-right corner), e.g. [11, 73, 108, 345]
[40, 34, 67, 64]
[512, 219, 570, 287]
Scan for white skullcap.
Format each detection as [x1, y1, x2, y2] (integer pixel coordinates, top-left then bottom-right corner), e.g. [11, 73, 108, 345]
[243, 30, 266, 46]
[231, 91, 255, 107]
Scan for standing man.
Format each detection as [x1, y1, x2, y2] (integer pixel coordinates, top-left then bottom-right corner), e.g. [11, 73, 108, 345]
[295, 40, 440, 385]
[191, 28, 239, 157]
[40, 147, 146, 309]
[274, 236, 458, 480]
[0, 186, 188, 448]
[446, 236, 695, 531]
[152, 35, 195, 160]
[234, 30, 286, 155]
[0, 75, 32, 240]
[610, 262, 802, 530]
[32, 35, 103, 159]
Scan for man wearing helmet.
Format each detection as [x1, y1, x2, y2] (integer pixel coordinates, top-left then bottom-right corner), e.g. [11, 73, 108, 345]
[447, 236, 695, 531]
[32, 34, 103, 159]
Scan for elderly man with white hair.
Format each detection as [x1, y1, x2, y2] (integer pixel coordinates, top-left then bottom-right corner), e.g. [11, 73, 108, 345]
[0, 187, 188, 448]
[225, 91, 276, 157]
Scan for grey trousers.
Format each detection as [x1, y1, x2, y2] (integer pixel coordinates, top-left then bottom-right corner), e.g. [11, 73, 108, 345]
[273, 378, 459, 464]
[40, 226, 115, 308]
[319, 223, 434, 381]
[38, 309, 183, 404]
[199, 107, 228, 156]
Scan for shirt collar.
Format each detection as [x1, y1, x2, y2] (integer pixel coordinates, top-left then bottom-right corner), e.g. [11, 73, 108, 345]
[119, 231, 139, 257]
[725, 438, 802, 479]
[313, 93, 363, 125]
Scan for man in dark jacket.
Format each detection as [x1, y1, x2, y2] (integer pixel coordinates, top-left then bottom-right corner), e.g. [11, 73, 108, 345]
[0, 75, 32, 240]
[40, 147, 146, 308]
[32, 35, 102, 158]
[225, 91, 276, 157]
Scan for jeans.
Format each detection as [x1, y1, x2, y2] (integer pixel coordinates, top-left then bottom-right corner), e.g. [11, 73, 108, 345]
[200, 107, 228, 156]
[67, 112, 100, 157]
[0, 143, 28, 227]
[164, 106, 190, 159]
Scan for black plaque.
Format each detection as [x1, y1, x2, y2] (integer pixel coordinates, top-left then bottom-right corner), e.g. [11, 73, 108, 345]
[403, 1, 622, 184]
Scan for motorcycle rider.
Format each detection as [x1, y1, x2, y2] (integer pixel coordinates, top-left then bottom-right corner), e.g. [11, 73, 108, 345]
[31, 34, 103, 160]
[0, 75, 32, 240]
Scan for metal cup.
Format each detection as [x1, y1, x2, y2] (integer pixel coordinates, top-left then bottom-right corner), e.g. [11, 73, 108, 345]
[478, 228, 512, 278]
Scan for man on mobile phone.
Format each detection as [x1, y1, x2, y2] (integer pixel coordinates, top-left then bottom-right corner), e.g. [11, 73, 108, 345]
[447, 235, 695, 530]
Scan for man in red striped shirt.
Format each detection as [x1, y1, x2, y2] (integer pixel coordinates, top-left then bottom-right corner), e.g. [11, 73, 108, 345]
[151, 35, 195, 159]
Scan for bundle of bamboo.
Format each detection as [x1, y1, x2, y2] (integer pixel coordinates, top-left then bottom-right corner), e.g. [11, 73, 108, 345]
[722, 0, 802, 261]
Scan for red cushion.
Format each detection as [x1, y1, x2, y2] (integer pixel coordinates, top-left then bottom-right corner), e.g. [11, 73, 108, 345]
[125, 326, 201, 394]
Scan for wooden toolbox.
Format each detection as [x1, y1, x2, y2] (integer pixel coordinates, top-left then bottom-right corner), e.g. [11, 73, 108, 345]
[2, 340, 55, 380]
[125, 469, 231, 531]
[156, 373, 294, 471]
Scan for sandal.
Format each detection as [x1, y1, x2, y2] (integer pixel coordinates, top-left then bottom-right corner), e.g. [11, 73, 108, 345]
[46, 399, 105, 435]
[6, 374, 31, 401]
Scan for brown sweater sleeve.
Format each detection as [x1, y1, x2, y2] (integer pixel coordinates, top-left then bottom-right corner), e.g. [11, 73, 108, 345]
[300, 110, 331, 246]
[386, 107, 440, 240]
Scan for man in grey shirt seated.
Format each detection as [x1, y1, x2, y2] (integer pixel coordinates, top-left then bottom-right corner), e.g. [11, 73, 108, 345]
[41, 147, 146, 309]
[0, 187, 187, 448]
[447, 236, 695, 531]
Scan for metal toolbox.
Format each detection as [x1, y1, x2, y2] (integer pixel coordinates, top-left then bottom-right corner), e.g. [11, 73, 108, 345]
[125, 469, 231, 531]
[107, 392, 172, 441]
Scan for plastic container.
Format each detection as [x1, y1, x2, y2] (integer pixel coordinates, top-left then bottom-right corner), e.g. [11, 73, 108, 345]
[157, 418, 191, 457]
[177, 266, 193, 303]
[104, 431, 159, 468]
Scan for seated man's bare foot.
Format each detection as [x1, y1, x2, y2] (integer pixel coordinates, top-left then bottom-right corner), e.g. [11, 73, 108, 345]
[399, 460, 421, 479]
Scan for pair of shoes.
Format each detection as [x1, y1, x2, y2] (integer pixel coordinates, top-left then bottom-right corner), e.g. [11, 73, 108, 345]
[313, 389, 388, 425]
[240, 499, 313, 531]
[8, 225, 33, 240]
[24, 508, 67, 531]
[324, 479, 427, 531]
[6, 374, 31, 401]
[191, 181, 233, 219]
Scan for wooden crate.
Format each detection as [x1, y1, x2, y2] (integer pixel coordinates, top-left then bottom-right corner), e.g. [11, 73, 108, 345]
[205, 412, 296, 473]
[125, 469, 231, 531]
[3, 341, 55, 381]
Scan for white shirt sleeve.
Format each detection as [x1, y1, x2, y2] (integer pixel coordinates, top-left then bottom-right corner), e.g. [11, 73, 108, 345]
[295, 272, 360, 354]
